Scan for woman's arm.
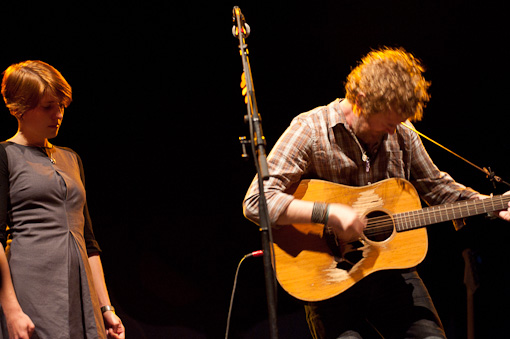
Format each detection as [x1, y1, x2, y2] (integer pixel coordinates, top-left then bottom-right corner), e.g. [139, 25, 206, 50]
[0, 244, 34, 338]
[88, 254, 125, 339]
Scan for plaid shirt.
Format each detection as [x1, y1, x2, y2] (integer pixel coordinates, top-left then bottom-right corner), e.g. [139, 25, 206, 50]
[243, 99, 477, 225]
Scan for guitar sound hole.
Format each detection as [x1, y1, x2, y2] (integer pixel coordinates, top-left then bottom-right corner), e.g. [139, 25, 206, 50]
[364, 210, 394, 242]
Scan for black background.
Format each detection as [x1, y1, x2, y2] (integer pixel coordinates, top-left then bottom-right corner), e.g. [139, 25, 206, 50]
[1, 1, 510, 338]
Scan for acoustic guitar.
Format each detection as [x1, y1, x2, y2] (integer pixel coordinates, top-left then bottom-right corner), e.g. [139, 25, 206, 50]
[272, 178, 509, 302]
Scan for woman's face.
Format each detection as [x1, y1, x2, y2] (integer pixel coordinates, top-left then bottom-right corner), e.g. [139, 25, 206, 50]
[21, 93, 64, 141]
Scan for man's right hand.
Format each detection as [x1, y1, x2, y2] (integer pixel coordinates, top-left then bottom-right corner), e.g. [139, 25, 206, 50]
[326, 203, 366, 243]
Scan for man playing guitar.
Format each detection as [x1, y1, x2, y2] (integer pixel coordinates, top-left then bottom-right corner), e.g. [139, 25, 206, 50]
[243, 47, 510, 339]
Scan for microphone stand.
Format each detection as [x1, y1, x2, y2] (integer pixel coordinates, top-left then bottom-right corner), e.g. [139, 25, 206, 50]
[401, 122, 510, 189]
[232, 6, 278, 339]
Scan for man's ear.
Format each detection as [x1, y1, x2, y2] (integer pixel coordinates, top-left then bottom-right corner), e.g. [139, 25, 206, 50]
[354, 92, 365, 116]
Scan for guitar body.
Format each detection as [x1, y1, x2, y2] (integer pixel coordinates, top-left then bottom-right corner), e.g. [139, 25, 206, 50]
[272, 178, 428, 302]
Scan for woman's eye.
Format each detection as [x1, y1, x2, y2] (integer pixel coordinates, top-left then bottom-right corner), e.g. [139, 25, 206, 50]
[41, 104, 59, 110]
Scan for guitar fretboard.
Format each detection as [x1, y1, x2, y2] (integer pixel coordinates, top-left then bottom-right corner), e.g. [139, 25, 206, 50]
[396, 195, 510, 231]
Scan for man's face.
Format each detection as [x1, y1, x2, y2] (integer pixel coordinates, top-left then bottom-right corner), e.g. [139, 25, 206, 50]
[358, 109, 406, 141]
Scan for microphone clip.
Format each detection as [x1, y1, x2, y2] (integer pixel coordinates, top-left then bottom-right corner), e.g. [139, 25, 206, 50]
[232, 6, 251, 38]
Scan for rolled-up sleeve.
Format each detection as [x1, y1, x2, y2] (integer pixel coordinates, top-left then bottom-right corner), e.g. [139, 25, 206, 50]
[243, 117, 314, 225]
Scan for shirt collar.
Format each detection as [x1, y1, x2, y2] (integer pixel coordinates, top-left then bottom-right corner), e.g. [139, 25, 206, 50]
[328, 98, 348, 128]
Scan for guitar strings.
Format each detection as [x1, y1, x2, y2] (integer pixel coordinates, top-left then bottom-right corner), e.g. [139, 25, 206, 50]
[360, 194, 510, 237]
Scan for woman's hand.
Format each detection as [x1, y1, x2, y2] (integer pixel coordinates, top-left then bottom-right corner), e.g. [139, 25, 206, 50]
[6, 309, 35, 339]
[103, 311, 125, 339]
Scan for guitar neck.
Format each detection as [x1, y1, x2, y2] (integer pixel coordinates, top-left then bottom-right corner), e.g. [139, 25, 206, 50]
[396, 195, 510, 231]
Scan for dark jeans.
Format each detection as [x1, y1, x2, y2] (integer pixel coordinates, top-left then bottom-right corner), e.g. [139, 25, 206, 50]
[305, 269, 446, 339]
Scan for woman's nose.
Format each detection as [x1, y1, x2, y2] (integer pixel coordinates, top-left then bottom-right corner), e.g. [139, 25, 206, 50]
[55, 106, 64, 119]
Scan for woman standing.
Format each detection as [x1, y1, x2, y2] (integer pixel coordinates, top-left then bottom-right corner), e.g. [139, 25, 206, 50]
[0, 60, 125, 338]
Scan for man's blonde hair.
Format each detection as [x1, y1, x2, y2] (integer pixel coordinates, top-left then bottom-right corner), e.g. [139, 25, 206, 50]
[1, 60, 72, 118]
[345, 47, 430, 121]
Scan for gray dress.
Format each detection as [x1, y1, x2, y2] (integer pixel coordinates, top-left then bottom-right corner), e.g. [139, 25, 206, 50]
[0, 142, 106, 339]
